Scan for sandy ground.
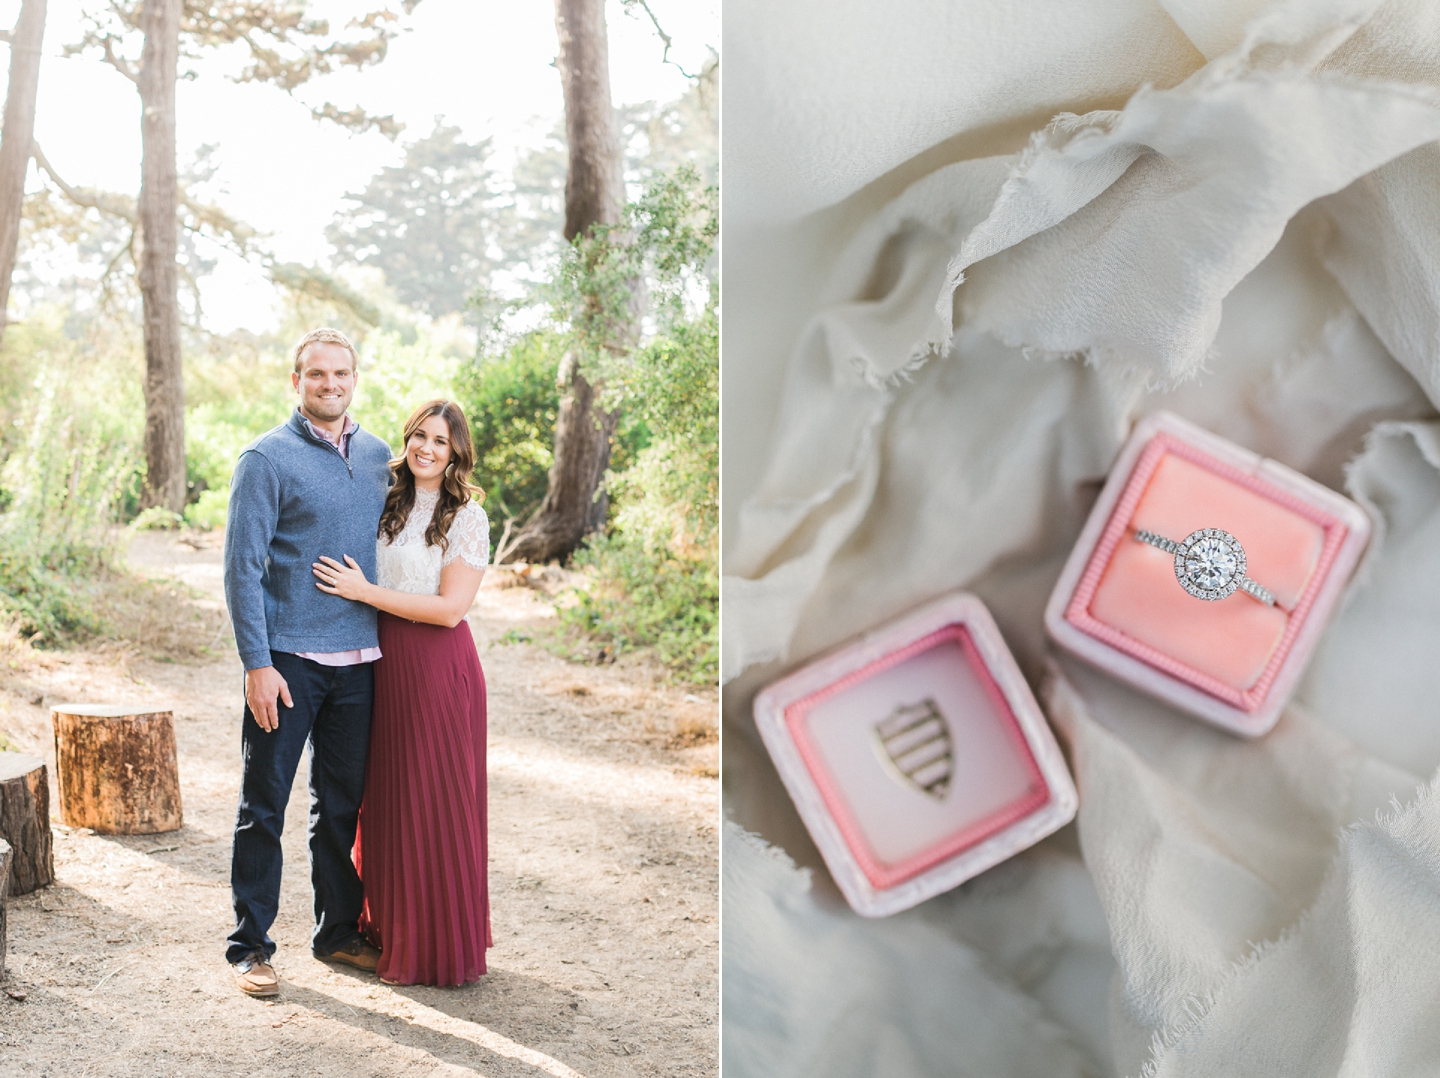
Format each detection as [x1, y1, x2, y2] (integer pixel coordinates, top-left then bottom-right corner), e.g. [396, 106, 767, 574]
[0, 532, 719, 1076]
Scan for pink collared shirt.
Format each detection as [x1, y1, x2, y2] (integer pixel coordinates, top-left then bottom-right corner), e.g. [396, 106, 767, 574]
[294, 410, 382, 666]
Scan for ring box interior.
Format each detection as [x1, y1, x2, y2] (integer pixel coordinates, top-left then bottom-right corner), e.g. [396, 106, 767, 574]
[753, 592, 1077, 918]
[1045, 410, 1371, 738]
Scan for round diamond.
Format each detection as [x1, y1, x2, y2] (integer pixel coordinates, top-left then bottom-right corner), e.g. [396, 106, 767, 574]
[1185, 536, 1238, 590]
[1174, 529, 1245, 600]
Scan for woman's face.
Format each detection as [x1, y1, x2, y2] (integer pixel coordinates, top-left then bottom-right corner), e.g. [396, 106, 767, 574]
[406, 414, 453, 487]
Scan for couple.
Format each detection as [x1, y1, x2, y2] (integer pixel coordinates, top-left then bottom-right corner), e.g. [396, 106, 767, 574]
[221, 327, 492, 994]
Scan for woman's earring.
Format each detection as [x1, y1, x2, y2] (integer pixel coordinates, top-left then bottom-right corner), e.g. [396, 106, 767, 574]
[445, 462, 456, 477]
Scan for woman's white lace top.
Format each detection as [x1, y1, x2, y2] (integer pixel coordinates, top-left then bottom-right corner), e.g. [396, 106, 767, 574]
[376, 487, 490, 596]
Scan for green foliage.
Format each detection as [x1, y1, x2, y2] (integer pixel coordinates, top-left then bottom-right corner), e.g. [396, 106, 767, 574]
[349, 328, 462, 449]
[185, 488, 230, 530]
[547, 167, 719, 684]
[0, 548, 108, 642]
[456, 328, 653, 546]
[456, 331, 561, 543]
[608, 308, 719, 552]
[0, 318, 144, 642]
[565, 533, 718, 683]
[132, 508, 185, 531]
[185, 346, 294, 501]
[593, 169, 718, 549]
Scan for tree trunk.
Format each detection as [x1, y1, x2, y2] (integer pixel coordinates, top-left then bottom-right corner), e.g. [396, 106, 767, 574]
[136, 0, 184, 512]
[554, 0, 623, 243]
[51, 705, 183, 834]
[0, 838, 10, 983]
[0, 0, 45, 340]
[507, 0, 624, 564]
[0, 752, 52, 894]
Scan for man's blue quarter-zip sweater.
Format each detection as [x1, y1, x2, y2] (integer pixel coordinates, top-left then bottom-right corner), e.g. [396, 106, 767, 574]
[223, 409, 392, 671]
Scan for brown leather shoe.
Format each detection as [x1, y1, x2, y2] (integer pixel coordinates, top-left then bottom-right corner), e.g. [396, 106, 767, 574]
[314, 937, 381, 972]
[233, 951, 279, 997]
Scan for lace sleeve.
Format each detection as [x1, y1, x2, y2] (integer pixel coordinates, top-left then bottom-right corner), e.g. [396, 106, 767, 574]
[443, 501, 490, 570]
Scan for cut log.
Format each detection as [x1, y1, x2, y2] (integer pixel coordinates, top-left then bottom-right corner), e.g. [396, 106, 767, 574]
[0, 751, 54, 894]
[51, 705, 183, 834]
[0, 837, 10, 983]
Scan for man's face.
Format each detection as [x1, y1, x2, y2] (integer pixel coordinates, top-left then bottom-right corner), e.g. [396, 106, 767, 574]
[292, 342, 357, 423]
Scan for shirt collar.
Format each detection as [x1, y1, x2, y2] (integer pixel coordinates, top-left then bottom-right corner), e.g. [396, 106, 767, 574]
[297, 409, 357, 448]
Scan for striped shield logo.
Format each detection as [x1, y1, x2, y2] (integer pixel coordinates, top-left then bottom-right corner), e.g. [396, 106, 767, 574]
[873, 698, 952, 800]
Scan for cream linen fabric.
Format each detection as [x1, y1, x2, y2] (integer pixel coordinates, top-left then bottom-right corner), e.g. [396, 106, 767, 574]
[722, 2, 1440, 1076]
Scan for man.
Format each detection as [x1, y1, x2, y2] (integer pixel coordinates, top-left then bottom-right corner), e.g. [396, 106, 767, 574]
[222, 327, 392, 997]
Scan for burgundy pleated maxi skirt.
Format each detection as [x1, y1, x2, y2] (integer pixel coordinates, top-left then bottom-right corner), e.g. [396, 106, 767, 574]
[354, 612, 492, 986]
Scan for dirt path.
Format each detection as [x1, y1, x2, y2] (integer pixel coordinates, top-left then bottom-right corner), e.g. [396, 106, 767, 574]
[0, 533, 718, 1077]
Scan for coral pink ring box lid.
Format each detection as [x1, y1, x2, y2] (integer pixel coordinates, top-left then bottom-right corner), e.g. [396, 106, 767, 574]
[1045, 411, 1371, 738]
[753, 592, 1077, 918]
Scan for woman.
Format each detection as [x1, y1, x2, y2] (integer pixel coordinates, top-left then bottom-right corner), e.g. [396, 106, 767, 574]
[312, 399, 492, 986]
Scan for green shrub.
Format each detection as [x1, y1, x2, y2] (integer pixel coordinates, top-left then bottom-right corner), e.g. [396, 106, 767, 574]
[184, 487, 229, 530]
[0, 358, 140, 643]
[132, 507, 185, 531]
[186, 400, 287, 502]
[565, 532, 717, 683]
[0, 547, 108, 643]
[349, 327, 462, 449]
[456, 331, 562, 546]
[184, 345, 293, 502]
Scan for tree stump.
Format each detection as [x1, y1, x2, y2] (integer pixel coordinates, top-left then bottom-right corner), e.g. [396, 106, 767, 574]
[0, 837, 11, 983]
[0, 751, 54, 894]
[51, 705, 183, 834]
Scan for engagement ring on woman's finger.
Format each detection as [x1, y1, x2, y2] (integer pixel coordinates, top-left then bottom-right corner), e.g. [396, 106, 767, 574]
[1133, 528, 1276, 606]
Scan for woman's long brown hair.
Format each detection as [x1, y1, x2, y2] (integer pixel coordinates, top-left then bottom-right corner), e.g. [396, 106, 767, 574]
[378, 399, 485, 553]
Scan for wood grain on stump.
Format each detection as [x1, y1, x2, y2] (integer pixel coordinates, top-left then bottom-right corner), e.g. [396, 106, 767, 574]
[51, 705, 183, 834]
[0, 836, 10, 983]
[0, 751, 54, 894]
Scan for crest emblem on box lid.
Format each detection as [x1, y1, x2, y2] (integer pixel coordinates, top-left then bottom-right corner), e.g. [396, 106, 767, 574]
[873, 699, 952, 799]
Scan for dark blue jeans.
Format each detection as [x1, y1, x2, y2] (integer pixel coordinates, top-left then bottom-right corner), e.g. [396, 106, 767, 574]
[226, 651, 373, 964]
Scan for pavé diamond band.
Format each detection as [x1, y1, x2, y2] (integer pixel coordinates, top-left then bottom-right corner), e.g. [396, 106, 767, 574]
[1134, 527, 1276, 606]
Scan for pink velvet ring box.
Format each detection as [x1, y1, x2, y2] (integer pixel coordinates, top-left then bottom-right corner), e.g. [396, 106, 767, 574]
[752, 593, 1078, 918]
[1045, 411, 1371, 738]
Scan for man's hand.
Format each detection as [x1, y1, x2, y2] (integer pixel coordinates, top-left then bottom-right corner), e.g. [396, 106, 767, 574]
[245, 665, 293, 733]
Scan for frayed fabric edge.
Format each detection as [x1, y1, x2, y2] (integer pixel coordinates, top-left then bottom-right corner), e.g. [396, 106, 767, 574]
[847, 337, 948, 392]
[931, 65, 1440, 391]
[1130, 772, 1440, 1078]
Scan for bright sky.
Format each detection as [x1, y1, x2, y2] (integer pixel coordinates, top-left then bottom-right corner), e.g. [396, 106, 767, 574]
[10, 0, 717, 334]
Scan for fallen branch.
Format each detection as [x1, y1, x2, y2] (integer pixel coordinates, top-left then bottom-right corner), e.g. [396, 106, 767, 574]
[92, 964, 122, 992]
[493, 517, 520, 567]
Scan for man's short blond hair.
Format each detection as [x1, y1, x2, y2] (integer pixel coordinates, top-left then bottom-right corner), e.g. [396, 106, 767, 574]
[293, 327, 358, 374]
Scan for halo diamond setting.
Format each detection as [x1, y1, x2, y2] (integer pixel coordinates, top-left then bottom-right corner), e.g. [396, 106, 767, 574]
[1133, 527, 1276, 606]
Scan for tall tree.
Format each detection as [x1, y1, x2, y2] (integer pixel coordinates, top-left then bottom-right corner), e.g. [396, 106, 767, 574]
[136, 0, 183, 510]
[506, 0, 626, 565]
[327, 122, 498, 320]
[72, 1, 414, 512]
[0, 0, 46, 340]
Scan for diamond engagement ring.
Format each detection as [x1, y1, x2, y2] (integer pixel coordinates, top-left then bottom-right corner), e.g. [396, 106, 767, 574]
[1133, 528, 1276, 606]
